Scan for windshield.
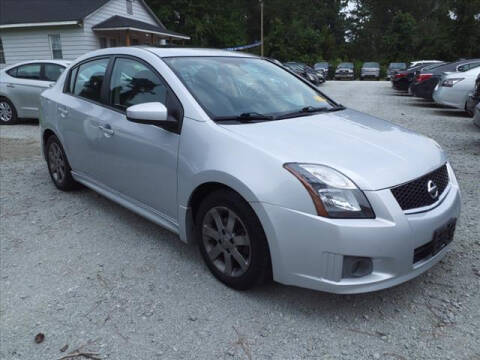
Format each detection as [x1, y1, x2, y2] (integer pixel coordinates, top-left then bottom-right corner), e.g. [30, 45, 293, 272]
[389, 63, 406, 69]
[314, 62, 328, 69]
[164, 57, 335, 120]
[363, 62, 379, 68]
[338, 63, 353, 69]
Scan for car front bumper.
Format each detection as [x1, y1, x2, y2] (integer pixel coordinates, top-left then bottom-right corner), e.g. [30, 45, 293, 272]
[252, 167, 461, 294]
[361, 71, 380, 78]
[335, 72, 354, 79]
[432, 85, 465, 109]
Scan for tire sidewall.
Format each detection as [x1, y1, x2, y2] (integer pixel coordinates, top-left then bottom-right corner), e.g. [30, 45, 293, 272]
[195, 189, 270, 290]
[0, 98, 18, 125]
[46, 135, 76, 190]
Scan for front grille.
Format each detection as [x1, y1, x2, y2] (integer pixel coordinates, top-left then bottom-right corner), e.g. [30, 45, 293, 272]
[391, 165, 449, 211]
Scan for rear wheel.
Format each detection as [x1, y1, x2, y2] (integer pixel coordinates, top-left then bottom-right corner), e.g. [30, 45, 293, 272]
[46, 135, 79, 191]
[195, 189, 271, 290]
[0, 98, 18, 125]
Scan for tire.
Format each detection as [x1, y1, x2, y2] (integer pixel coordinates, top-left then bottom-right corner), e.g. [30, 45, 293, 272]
[46, 135, 79, 191]
[195, 189, 271, 290]
[0, 97, 18, 125]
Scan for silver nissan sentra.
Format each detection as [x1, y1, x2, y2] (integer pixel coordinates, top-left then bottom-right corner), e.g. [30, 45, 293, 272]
[40, 47, 461, 293]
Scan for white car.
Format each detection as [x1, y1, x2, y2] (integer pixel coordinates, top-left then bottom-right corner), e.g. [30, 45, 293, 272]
[0, 60, 70, 124]
[433, 67, 480, 110]
[408, 60, 442, 68]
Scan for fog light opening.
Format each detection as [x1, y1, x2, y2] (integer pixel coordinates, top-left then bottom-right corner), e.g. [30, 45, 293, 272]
[342, 256, 373, 279]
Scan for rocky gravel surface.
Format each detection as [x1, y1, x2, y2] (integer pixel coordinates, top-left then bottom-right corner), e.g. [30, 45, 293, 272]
[1, 81, 479, 360]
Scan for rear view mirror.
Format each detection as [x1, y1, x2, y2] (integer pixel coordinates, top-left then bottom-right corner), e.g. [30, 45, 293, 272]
[126, 102, 176, 128]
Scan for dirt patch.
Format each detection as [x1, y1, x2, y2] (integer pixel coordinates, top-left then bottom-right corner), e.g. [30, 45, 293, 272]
[0, 137, 42, 162]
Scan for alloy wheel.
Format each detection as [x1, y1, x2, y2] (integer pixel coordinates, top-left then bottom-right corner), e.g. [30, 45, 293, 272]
[0, 101, 13, 122]
[48, 142, 66, 184]
[201, 206, 251, 277]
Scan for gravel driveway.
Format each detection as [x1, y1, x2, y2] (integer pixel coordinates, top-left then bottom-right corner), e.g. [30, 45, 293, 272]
[1, 81, 479, 360]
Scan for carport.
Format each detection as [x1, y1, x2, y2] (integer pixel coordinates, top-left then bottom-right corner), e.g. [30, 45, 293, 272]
[92, 15, 190, 47]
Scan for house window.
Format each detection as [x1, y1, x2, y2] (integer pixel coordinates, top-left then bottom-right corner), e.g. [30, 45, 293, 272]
[48, 34, 63, 59]
[99, 37, 107, 48]
[126, 0, 133, 15]
[0, 37, 5, 64]
[109, 38, 117, 47]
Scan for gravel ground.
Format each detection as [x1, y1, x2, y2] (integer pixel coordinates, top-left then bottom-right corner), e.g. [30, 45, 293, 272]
[1, 81, 479, 360]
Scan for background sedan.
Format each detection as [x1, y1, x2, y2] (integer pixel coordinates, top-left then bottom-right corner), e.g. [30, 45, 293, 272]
[0, 60, 70, 124]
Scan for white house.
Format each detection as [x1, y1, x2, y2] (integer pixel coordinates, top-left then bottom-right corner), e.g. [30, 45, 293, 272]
[0, 0, 189, 68]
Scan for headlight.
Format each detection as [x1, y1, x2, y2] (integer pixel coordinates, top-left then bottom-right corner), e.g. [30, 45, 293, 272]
[441, 78, 464, 87]
[284, 163, 375, 219]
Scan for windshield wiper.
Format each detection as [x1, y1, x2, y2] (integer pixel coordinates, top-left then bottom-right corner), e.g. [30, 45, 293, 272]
[214, 112, 275, 123]
[277, 105, 344, 119]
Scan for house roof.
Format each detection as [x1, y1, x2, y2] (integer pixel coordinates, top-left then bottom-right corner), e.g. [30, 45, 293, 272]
[0, 0, 110, 26]
[92, 15, 190, 40]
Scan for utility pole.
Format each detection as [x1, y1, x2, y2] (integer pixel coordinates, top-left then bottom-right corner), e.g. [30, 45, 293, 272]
[260, 0, 264, 57]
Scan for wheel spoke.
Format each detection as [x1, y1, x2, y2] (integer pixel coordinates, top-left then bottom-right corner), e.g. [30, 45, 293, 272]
[232, 235, 248, 246]
[210, 208, 224, 232]
[207, 244, 222, 260]
[225, 210, 236, 233]
[231, 248, 248, 271]
[223, 252, 233, 275]
[203, 225, 220, 241]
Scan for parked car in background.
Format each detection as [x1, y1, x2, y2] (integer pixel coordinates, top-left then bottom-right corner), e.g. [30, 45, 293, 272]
[465, 73, 480, 117]
[314, 62, 330, 79]
[473, 103, 480, 128]
[284, 62, 322, 85]
[334, 62, 354, 80]
[387, 62, 407, 80]
[360, 62, 380, 80]
[0, 60, 70, 124]
[433, 66, 480, 111]
[392, 63, 445, 91]
[411, 59, 480, 100]
[408, 60, 442, 68]
[40, 47, 461, 293]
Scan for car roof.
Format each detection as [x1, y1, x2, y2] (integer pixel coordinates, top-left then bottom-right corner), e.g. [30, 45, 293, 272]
[143, 47, 256, 58]
[3, 59, 71, 71]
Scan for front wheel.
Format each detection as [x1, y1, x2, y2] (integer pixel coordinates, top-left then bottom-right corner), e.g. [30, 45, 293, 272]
[195, 189, 271, 290]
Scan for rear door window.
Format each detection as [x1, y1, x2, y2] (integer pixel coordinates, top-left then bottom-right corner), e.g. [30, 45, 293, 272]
[73, 58, 109, 102]
[44, 63, 65, 81]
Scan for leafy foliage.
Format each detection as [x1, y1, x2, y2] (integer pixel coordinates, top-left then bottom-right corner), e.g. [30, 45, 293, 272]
[147, 0, 480, 64]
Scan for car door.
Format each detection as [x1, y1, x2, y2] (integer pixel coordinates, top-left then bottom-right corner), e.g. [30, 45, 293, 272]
[57, 57, 112, 179]
[88, 56, 181, 220]
[7, 63, 55, 118]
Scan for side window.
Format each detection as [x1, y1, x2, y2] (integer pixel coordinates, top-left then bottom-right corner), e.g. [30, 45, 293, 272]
[16, 63, 41, 79]
[109, 58, 167, 110]
[44, 64, 65, 81]
[7, 67, 17, 77]
[73, 58, 109, 102]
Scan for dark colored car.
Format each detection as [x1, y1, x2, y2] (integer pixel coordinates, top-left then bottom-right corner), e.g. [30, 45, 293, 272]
[466, 73, 480, 116]
[392, 63, 444, 91]
[284, 62, 322, 85]
[314, 62, 330, 79]
[334, 62, 354, 80]
[387, 62, 407, 80]
[410, 59, 480, 100]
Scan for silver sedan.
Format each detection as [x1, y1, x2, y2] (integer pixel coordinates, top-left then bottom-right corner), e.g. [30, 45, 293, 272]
[39, 47, 461, 293]
[0, 60, 70, 124]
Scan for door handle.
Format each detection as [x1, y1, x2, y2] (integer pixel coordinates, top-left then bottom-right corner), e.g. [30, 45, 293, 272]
[58, 107, 69, 118]
[6, 83, 14, 88]
[98, 125, 114, 136]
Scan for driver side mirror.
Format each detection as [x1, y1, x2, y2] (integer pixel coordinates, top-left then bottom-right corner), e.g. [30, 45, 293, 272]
[126, 102, 177, 129]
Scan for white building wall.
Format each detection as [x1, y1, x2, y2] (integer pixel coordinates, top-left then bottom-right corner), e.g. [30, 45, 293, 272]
[0, 0, 159, 68]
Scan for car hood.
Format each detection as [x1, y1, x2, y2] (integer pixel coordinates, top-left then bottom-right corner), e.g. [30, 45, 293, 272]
[220, 109, 446, 191]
